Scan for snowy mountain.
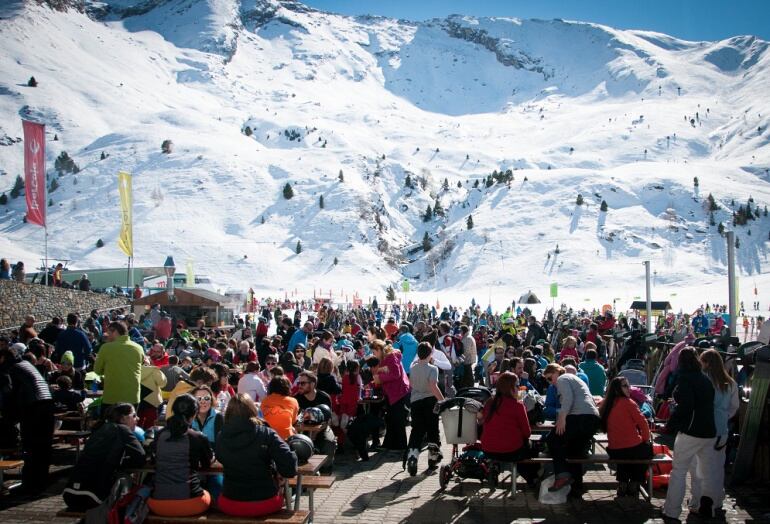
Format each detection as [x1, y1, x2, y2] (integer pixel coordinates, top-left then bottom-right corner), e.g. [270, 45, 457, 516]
[1, 0, 769, 309]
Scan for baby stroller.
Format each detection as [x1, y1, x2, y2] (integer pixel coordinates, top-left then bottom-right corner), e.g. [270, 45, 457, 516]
[435, 386, 494, 490]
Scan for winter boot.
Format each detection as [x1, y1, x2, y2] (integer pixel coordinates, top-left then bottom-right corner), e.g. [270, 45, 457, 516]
[427, 443, 443, 469]
[406, 448, 419, 476]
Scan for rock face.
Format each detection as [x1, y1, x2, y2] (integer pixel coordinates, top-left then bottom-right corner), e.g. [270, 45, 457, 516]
[0, 280, 128, 331]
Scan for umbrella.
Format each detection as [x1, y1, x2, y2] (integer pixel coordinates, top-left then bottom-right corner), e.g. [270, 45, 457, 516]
[519, 291, 541, 304]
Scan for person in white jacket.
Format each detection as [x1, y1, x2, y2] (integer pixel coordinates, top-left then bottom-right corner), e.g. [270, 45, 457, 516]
[688, 349, 739, 518]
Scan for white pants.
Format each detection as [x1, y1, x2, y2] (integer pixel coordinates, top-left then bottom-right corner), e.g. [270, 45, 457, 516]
[663, 433, 717, 519]
[689, 436, 727, 511]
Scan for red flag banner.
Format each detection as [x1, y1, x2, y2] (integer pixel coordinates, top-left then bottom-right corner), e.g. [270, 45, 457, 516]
[22, 120, 46, 227]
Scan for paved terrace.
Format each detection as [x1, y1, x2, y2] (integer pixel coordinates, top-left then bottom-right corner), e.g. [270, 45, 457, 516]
[1, 440, 768, 524]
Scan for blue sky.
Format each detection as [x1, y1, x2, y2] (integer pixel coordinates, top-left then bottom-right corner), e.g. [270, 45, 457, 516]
[302, 0, 770, 41]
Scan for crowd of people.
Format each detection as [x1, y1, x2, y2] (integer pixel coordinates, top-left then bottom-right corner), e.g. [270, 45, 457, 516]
[0, 296, 753, 523]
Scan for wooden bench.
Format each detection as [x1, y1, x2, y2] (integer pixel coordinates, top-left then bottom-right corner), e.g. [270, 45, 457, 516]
[287, 476, 334, 523]
[0, 460, 23, 490]
[57, 509, 310, 524]
[53, 430, 91, 461]
[495, 454, 673, 501]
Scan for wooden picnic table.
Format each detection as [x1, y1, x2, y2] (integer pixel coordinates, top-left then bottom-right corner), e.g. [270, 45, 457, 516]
[127, 455, 330, 512]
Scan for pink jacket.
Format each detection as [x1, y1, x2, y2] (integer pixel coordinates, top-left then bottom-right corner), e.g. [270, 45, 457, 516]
[377, 352, 410, 405]
[654, 340, 688, 395]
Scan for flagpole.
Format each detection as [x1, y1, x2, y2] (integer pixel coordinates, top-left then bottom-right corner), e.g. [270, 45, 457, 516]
[43, 159, 48, 286]
[44, 225, 48, 286]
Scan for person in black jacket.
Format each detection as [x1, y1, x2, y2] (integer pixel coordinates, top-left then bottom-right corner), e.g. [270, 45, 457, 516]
[216, 393, 297, 517]
[62, 403, 146, 510]
[662, 347, 716, 523]
[148, 394, 213, 518]
[0, 347, 54, 493]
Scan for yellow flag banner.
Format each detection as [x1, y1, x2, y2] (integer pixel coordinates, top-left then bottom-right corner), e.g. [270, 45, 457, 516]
[186, 260, 194, 287]
[117, 171, 133, 257]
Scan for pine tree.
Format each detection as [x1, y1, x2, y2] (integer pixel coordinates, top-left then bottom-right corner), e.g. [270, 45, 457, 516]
[161, 139, 173, 154]
[319, 195, 324, 209]
[473, 179, 479, 188]
[244, 126, 253, 136]
[693, 176, 699, 187]
[709, 212, 715, 226]
[600, 200, 608, 212]
[718, 222, 725, 235]
[386, 286, 396, 302]
[457, 181, 462, 188]
[707, 193, 719, 211]
[10, 175, 24, 198]
[433, 199, 444, 217]
[53, 134, 58, 141]
[422, 232, 432, 251]
[442, 178, 449, 191]
[96, 238, 104, 248]
[0, 193, 7, 205]
[100, 151, 106, 160]
[49, 178, 59, 192]
[735, 237, 740, 249]
[423, 204, 432, 222]
[467, 215, 474, 230]
[27, 76, 37, 87]
[764, 205, 768, 217]
[555, 244, 560, 255]
[296, 240, 302, 254]
[576, 194, 584, 206]
[283, 183, 294, 199]
[48, 198, 53, 207]
[338, 170, 344, 182]
[405, 174, 412, 189]
[333, 257, 338, 265]
[260, 215, 265, 224]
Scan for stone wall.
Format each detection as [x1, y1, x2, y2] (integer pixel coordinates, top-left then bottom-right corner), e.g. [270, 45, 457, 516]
[0, 280, 130, 331]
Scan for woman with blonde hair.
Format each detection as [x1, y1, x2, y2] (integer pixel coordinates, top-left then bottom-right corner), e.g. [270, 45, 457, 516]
[216, 394, 297, 517]
[687, 350, 739, 518]
[371, 339, 410, 450]
[558, 336, 580, 363]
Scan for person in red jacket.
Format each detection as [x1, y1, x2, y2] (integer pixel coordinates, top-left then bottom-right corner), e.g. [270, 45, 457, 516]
[149, 343, 170, 368]
[598, 376, 652, 498]
[155, 313, 172, 342]
[478, 372, 538, 485]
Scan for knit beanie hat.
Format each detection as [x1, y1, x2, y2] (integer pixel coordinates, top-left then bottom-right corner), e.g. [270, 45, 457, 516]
[61, 351, 75, 365]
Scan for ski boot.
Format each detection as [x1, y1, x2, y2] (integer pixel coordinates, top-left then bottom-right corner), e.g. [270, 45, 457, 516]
[405, 448, 419, 476]
[427, 443, 443, 470]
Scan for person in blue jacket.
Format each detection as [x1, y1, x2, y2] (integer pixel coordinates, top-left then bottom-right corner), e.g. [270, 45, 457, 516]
[287, 322, 312, 352]
[691, 310, 709, 337]
[543, 383, 561, 421]
[393, 326, 418, 374]
[53, 313, 92, 371]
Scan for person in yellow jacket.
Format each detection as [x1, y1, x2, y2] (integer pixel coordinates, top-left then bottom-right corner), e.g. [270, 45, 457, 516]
[138, 361, 167, 428]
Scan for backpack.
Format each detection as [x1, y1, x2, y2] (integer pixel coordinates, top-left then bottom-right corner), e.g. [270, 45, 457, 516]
[109, 485, 151, 524]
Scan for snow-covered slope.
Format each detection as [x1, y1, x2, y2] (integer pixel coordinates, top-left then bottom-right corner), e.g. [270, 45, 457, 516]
[1, 0, 769, 309]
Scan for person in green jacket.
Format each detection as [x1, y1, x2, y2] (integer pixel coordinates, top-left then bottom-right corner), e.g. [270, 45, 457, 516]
[579, 347, 607, 396]
[94, 321, 144, 412]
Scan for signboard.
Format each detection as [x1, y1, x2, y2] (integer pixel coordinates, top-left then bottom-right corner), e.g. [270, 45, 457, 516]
[550, 282, 558, 298]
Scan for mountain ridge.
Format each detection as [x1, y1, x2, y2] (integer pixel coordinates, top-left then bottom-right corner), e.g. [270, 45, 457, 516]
[0, 0, 768, 308]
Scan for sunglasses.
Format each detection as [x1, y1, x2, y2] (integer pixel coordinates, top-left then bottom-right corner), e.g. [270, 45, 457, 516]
[266, 362, 277, 367]
[196, 395, 212, 402]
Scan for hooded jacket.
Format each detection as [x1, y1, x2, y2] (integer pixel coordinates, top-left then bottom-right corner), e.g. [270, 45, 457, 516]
[666, 369, 716, 438]
[215, 417, 297, 501]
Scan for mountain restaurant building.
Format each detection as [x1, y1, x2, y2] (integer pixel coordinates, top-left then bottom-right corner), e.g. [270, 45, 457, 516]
[132, 288, 237, 328]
